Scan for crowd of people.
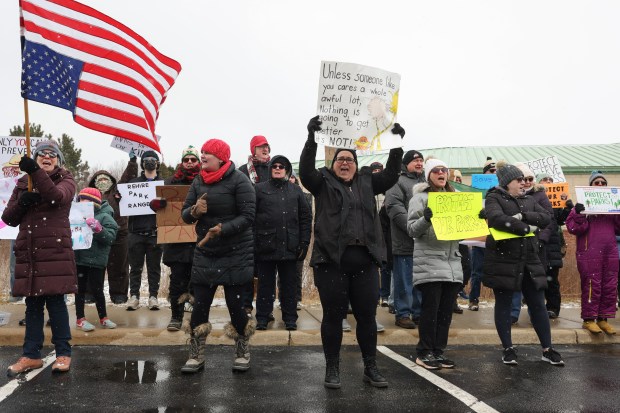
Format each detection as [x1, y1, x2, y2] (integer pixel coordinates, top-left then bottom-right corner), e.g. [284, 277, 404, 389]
[4, 121, 620, 387]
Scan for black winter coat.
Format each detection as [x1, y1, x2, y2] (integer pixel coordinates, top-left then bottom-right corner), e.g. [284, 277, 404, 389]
[299, 137, 402, 267]
[127, 172, 162, 234]
[162, 174, 196, 265]
[238, 162, 270, 185]
[182, 164, 255, 286]
[254, 179, 312, 261]
[482, 186, 551, 291]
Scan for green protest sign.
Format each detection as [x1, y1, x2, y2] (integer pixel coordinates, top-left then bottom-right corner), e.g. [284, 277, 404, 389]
[428, 192, 489, 241]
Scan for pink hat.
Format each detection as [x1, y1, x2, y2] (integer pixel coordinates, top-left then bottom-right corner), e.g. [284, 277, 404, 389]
[78, 187, 102, 207]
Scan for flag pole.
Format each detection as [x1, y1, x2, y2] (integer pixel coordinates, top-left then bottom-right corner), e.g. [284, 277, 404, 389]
[23, 98, 32, 192]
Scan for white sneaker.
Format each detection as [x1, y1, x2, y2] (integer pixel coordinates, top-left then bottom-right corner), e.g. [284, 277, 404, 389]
[342, 319, 352, 332]
[100, 318, 117, 329]
[126, 295, 139, 311]
[296, 301, 302, 311]
[184, 301, 193, 313]
[148, 296, 159, 310]
[376, 321, 385, 333]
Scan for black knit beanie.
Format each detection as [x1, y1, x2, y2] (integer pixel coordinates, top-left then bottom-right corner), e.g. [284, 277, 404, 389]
[402, 150, 423, 167]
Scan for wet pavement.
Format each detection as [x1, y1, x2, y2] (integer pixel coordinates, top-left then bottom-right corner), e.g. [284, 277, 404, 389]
[1, 344, 619, 412]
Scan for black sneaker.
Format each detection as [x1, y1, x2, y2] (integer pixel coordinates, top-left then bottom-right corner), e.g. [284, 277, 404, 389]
[285, 323, 297, 331]
[542, 348, 564, 366]
[547, 310, 558, 319]
[502, 347, 518, 365]
[434, 354, 455, 369]
[256, 322, 267, 331]
[415, 354, 441, 370]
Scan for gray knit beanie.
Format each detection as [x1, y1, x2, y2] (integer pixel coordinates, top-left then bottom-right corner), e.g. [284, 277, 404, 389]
[33, 140, 64, 166]
[495, 160, 524, 187]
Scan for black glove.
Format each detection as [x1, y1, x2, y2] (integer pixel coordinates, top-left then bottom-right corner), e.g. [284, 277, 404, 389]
[478, 208, 487, 220]
[296, 243, 309, 261]
[423, 207, 433, 222]
[391, 123, 405, 138]
[129, 149, 137, 161]
[575, 203, 585, 214]
[19, 156, 40, 175]
[18, 191, 42, 208]
[307, 115, 322, 136]
[565, 199, 574, 210]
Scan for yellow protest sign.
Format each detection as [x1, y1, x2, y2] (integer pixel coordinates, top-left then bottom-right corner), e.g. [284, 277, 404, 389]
[543, 182, 570, 208]
[428, 192, 489, 241]
[489, 228, 535, 241]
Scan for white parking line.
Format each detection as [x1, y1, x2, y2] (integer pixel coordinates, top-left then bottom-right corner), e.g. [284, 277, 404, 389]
[0, 351, 56, 404]
[378, 346, 499, 413]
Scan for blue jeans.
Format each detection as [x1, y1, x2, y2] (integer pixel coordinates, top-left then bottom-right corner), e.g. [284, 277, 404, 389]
[511, 291, 523, 320]
[24, 295, 72, 359]
[379, 263, 391, 300]
[469, 247, 485, 302]
[392, 255, 422, 320]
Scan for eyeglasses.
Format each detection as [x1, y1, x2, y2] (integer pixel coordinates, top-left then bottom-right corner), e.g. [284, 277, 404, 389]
[143, 157, 158, 162]
[335, 157, 355, 164]
[523, 177, 534, 183]
[540, 177, 553, 183]
[515, 177, 525, 183]
[271, 164, 286, 170]
[488, 168, 496, 173]
[182, 157, 198, 163]
[430, 167, 448, 174]
[38, 151, 58, 158]
[592, 180, 607, 186]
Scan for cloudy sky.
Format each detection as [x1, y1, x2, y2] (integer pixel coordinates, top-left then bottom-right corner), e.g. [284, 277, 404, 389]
[1, 0, 619, 169]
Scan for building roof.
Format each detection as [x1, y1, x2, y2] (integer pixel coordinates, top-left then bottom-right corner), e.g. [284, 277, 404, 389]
[291, 143, 620, 175]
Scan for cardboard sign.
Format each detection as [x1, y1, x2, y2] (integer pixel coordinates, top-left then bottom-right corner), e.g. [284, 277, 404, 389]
[111, 136, 162, 159]
[315, 61, 401, 153]
[0, 136, 47, 179]
[70, 202, 95, 250]
[155, 185, 197, 244]
[427, 192, 489, 241]
[575, 186, 620, 214]
[117, 181, 164, 216]
[543, 183, 570, 208]
[471, 174, 498, 190]
[523, 155, 566, 183]
[489, 228, 535, 241]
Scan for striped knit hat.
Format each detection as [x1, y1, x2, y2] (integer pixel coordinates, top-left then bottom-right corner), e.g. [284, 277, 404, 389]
[78, 187, 102, 207]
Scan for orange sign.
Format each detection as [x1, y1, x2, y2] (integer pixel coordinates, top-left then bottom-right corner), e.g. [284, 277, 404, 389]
[543, 183, 570, 208]
[156, 185, 197, 244]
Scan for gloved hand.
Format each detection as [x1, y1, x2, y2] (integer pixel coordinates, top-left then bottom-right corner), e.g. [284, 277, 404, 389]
[423, 207, 433, 222]
[149, 198, 167, 212]
[307, 115, 322, 136]
[565, 199, 574, 210]
[296, 243, 309, 261]
[478, 208, 487, 220]
[129, 149, 137, 161]
[191, 194, 208, 219]
[19, 156, 40, 175]
[512, 213, 522, 221]
[18, 191, 42, 208]
[575, 203, 585, 214]
[391, 123, 405, 138]
[527, 225, 539, 234]
[85, 217, 103, 233]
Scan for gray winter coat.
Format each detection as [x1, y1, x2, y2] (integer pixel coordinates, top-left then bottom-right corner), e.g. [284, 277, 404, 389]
[406, 183, 463, 287]
[385, 166, 426, 255]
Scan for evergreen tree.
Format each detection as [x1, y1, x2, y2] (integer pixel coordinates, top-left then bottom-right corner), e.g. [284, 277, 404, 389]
[158, 162, 175, 179]
[9, 123, 51, 139]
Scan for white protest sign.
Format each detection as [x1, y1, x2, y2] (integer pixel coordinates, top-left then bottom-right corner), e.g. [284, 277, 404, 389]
[117, 181, 164, 216]
[522, 155, 566, 183]
[70, 202, 95, 250]
[110, 135, 162, 159]
[315, 61, 401, 153]
[575, 186, 620, 214]
[0, 177, 20, 239]
[0, 136, 47, 179]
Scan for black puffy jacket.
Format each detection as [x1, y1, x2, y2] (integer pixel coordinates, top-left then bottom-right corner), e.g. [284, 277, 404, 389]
[162, 173, 197, 265]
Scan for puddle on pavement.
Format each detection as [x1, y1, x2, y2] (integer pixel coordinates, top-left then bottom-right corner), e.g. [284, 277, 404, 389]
[107, 360, 170, 384]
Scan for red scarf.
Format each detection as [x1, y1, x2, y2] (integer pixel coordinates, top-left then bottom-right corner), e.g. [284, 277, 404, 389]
[201, 161, 232, 184]
[173, 164, 200, 183]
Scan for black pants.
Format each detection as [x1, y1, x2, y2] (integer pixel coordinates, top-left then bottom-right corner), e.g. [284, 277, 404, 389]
[128, 233, 163, 298]
[278, 261, 303, 303]
[76, 265, 108, 320]
[168, 262, 192, 321]
[493, 270, 552, 349]
[545, 266, 561, 315]
[241, 266, 256, 310]
[256, 260, 297, 324]
[191, 283, 249, 336]
[416, 282, 461, 357]
[314, 246, 378, 358]
[106, 233, 129, 298]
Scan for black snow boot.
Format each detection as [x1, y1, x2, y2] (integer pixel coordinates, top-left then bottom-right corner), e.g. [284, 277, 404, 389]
[324, 355, 341, 389]
[363, 356, 388, 388]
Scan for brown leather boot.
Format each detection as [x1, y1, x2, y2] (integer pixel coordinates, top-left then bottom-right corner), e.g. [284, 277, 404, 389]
[52, 356, 71, 373]
[7, 357, 44, 377]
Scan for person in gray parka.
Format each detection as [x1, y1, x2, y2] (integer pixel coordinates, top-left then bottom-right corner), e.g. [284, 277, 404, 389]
[407, 158, 463, 371]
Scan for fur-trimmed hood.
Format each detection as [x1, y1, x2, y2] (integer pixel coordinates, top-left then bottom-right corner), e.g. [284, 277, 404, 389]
[413, 182, 430, 194]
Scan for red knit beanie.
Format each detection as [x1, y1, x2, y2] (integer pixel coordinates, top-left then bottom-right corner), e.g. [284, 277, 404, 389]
[78, 187, 102, 207]
[201, 139, 231, 163]
[250, 135, 269, 155]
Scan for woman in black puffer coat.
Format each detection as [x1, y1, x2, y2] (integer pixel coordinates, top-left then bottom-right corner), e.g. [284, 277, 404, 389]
[180, 139, 256, 374]
[482, 161, 564, 367]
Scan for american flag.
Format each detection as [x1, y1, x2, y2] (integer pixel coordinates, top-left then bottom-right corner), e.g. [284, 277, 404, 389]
[19, 0, 182, 152]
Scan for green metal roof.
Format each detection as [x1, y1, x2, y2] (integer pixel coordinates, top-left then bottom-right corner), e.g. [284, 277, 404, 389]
[291, 143, 620, 175]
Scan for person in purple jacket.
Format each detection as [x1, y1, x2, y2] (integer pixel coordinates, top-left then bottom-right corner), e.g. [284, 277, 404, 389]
[566, 171, 620, 335]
